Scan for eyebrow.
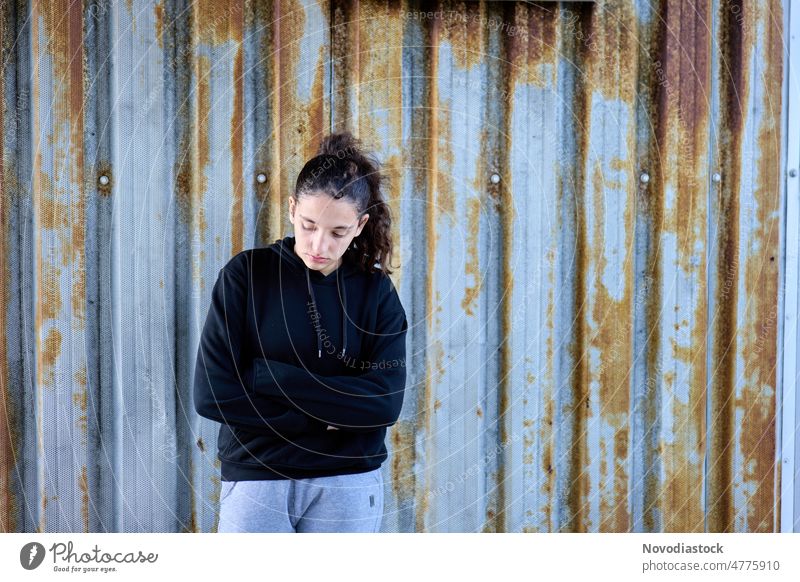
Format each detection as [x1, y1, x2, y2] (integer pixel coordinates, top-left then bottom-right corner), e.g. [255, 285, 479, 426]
[299, 214, 352, 230]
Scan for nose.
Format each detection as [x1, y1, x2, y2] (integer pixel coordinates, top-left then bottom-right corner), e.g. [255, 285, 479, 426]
[309, 232, 327, 256]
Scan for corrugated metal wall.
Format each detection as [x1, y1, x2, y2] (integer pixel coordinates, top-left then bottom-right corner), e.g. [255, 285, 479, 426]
[0, 0, 795, 532]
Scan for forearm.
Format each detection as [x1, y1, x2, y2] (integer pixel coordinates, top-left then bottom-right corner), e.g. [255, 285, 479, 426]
[253, 357, 406, 431]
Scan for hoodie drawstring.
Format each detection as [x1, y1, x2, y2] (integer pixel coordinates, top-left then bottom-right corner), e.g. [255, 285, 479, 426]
[305, 265, 347, 359]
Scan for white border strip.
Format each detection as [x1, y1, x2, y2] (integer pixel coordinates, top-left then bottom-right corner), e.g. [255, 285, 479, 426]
[780, 0, 800, 534]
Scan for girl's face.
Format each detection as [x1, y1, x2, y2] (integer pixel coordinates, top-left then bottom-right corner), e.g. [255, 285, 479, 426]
[288, 192, 369, 276]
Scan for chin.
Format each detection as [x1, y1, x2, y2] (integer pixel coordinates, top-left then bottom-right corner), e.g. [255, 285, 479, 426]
[304, 258, 329, 270]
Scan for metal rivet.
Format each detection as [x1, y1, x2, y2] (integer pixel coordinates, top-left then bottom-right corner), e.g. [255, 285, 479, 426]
[98, 175, 109, 186]
[256, 173, 267, 184]
[639, 172, 650, 184]
[789, 168, 798, 178]
[490, 173, 501, 184]
[712, 172, 722, 183]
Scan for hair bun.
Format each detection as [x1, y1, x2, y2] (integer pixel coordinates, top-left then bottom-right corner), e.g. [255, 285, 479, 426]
[318, 131, 361, 158]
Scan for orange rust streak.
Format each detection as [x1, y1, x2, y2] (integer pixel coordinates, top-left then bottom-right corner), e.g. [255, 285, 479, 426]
[658, 0, 711, 534]
[418, 5, 441, 534]
[154, 2, 164, 48]
[738, 0, 782, 533]
[708, 0, 748, 533]
[69, 0, 86, 328]
[79, 466, 89, 532]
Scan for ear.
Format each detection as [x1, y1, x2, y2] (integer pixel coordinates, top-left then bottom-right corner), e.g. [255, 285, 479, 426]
[356, 213, 369, 235]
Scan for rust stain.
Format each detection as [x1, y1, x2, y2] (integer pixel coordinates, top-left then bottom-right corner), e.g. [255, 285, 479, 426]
[39, 0, 87, 272]
[179, 47, 210, 288]
[738, 0, 782, 533]
[35, 0, 88, 351]
[40, 0, 70, 148]
[72, 386, 87, 411]
[527, 0, 559, 88]
[597, 2, 636, 105]
[708, 0, 749, 533]
[41, 262, 63, 322]
[68, 7, 86, 288]
[195, 54, 210, 238]
[263, 0, 287, 244]
[662, 0, 711, 533]
[587, 112, 636, 532]
[633, 0, 714, 533]
[154, 2, 165, 48]
[541, 396, 555, 530]
[385, 153, 404, 280]
[418, 8, 443, 533]
[461, 197, 482, 316]
[210, 474, 221, 528]
[636, 0, 667, 532]
[350, 0, 404, 273]
[73, 376, 88, 440]
[435, 100, 454, 223]
[230, 40, 244, 255]
[185, 457, 196, 532]
[390, 420, 415, 504]
[41, 328, 62, 387]
[330, 0, 354, 131]
[79, 466, 89, 532]
[196, 0, 244, 45]
[304, 47, 326, 174]
[448, 0, 485, 72]
[557, 0, 597, 532]
[39, 196, 69, 230]
[71, 275, 85, 328]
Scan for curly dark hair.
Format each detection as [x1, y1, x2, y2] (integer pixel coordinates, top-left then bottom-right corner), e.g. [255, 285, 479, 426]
[294, 131, 396, 276]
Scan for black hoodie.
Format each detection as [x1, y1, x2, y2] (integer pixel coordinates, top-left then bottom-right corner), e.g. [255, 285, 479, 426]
[193, 235, 408, 481]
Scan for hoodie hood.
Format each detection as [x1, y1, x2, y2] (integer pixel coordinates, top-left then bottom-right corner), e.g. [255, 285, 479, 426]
[268, 235, 356, 359]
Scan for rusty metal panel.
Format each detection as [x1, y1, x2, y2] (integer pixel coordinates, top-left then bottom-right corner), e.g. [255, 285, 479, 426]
[0, 0, 31, 534]
[28, 0, 91, 533]
[109, 0, 180, 533]
[503, 3, 564, 533]
[0, 0, 793, 533]
[705, 0, 784, 532]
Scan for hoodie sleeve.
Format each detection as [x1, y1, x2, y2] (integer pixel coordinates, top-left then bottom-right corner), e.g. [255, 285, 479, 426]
[193, 253, 310, 435]
[253, 274, 408, 432]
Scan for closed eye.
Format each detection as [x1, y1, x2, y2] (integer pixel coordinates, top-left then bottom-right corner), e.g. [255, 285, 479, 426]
[303, 224, 344, 238]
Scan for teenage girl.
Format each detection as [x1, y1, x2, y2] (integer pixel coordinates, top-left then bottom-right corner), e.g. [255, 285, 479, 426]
[193, 132, 408, 532]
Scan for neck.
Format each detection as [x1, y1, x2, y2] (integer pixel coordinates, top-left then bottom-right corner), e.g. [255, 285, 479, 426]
[319, 257, 342, 276]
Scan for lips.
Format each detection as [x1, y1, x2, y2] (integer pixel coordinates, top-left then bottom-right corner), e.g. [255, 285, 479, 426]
[308, 254, 327, 263]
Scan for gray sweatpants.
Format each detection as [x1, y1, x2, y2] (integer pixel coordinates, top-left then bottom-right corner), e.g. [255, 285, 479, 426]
[216, 467, 384, 533]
